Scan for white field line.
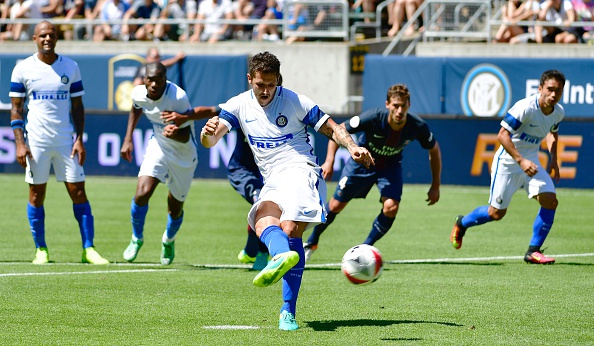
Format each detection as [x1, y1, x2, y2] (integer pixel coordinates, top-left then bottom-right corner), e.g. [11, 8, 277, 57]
[0, 268, 177, 277]
[1, 252, 592, 277]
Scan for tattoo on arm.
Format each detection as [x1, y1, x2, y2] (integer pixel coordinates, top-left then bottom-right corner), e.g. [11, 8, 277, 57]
[331, 125, 357, 150]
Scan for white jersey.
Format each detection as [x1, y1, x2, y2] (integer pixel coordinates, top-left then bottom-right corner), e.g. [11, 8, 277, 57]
[495, 94, 564, 173]
[9, 54, 84, 147]
[219, 86, 330, 182]
[131, 81, 196, 165]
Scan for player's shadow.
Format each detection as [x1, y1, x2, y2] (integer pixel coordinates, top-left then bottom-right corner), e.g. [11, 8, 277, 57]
[305, 319, 463, 332]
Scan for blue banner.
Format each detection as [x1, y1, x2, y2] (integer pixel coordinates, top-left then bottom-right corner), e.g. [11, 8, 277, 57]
[363, 55, 594, 118]
[1, 113, 592, 189]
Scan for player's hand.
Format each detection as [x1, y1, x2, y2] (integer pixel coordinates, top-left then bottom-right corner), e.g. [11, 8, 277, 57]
[350, 146, 375, 169]
[71, 139, 86, 165]
[15, 142, 32, 169]
[163, 124, 179, 138]
[161, 111, 187, 126]
[120, 140, 133, 163]
[520, 158, 538, 177]
[426, 185, 440, 205]
[202, 116, 219, 137]
[321, 160, 334, 180]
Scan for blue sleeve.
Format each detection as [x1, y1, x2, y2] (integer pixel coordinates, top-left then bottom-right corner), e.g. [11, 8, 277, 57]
[220, 109, 239, 129]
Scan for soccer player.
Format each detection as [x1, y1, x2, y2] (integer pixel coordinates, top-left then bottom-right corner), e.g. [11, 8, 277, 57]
[200, 51, 374, 331]
[450, 69, 565, 265]
[303, 84, 442, 261]
[162, 106, 270, 270]
[120, 61, 196, 265]
[9, 20, 109, 265]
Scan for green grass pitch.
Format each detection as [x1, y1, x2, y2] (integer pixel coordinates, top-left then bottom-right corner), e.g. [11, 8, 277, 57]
[0, 174, 593, 345]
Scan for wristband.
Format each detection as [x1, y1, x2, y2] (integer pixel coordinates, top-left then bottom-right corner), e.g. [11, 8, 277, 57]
[11, 119, 24, 130]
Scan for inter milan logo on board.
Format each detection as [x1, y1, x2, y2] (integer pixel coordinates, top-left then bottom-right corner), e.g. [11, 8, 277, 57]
[276, 114, 288, 127]
[61, 74, 69, 84]
[461, 64, 511, 117]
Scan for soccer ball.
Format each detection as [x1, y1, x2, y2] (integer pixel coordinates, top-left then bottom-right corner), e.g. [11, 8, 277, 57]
[341, 244, 383, 285]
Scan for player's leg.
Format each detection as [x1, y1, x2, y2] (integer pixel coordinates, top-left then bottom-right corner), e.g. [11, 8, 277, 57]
[161, 193, 184, 265]
[279, 220, 307, 331]
[451, 170, 519, 249]
[123, 175, 160, 262]
[363, 170, 402, 245]
[28, 183, 49, 264]
[25, 146, 51, 264]
[59, 145, 109, 264]
[524, 171, 558, 264]
[363, 198, 398, 245]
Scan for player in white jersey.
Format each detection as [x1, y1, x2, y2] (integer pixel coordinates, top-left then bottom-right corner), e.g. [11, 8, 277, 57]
[200, 51, 375, 331]
[451, 69, 566, 265]
[120, 61, 196, 265]
[9, 21, 109, 265]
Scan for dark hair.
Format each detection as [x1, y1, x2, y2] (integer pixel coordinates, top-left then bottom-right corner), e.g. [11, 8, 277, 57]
[249, 51, 281, 78]
[145, 61, 167, 78]
[386, 84, 411, 103]
[540, 70, 565, 86]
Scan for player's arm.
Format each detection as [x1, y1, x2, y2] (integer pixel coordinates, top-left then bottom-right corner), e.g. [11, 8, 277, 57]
[426, 141, 442, 205]
[497, 126, 537, 177]
[10, 96, 31, 169]
[545, 131, 560, 182]
[319, 117, 374, 169]
[121, 106, 144, 163]
[161, 105, 221, 125]
[162, 124, 191, 143]
[200, 116, 228, 148]
[70, 96, 87, 165]
[320, 123, 343, 180]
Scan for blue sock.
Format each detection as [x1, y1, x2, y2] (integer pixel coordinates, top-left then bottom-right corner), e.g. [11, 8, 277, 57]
[530, 207, 555, 247]
[27, 204, 46, 248]
[364, 211, 395, 245]
[165, 211, 183, 241]
[131, 199, 148, 240]
[73, 201, 94, 248]
[259, 225, 290, 257]
[281, 237, 305, 316]
[307, 209, 337, 245]
[461, 206, 492, 228]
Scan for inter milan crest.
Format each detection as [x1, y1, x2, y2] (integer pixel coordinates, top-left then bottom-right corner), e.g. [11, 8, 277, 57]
[61, 74, 69, 84]
[276, 113, 288, 127]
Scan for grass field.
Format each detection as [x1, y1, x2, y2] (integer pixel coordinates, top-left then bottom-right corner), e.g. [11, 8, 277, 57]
[1, 174, 593, 345]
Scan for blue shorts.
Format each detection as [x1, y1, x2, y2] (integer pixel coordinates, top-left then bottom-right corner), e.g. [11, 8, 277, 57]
[228, 166, 263, 205]
[333, 160, 403, 203]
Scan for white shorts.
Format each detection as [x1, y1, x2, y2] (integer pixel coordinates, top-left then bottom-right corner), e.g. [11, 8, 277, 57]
[489, 164, 556, 209]
[25, 144, 85, 184]
[138, 138, 198, 202]
[247, 166, 327, 231]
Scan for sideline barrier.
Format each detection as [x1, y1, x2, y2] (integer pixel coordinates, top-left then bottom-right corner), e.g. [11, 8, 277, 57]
[0, 113, 591, 189]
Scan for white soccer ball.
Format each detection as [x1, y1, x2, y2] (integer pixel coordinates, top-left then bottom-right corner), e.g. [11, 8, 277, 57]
[341, 244, 383, 285]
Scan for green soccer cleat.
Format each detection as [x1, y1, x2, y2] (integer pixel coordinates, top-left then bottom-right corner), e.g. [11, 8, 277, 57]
[32, 247, 49, 265]
[161, 241, 175, 265]
[123, 238, 144, 262]
[82, 247, 110, 265]
[279, 310, 299, 331]
[252, 252, 270, 271]
[237, 249, 256, 264]
[450, 215, 467, 250]
[253, 251, 299, 288]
